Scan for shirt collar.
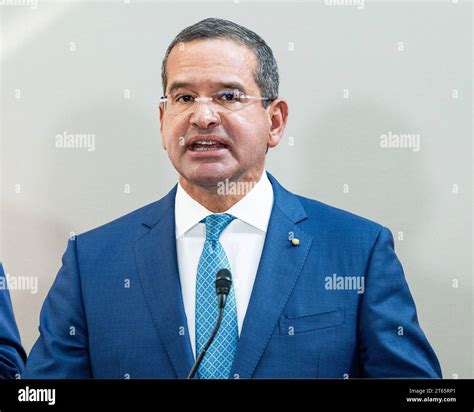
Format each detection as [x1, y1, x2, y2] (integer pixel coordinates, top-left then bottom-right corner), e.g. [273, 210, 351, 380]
[175, 170, 274, 239]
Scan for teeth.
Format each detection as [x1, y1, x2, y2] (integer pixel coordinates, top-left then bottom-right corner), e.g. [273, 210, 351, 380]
[189, 139, 227, 151]
[195, 140, 218, 145]
[194, 146, 223, 151]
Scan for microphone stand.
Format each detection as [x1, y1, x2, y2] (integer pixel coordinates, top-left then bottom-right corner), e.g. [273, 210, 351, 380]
[187, 307, 224, 379]
[188, 269, 232, 379]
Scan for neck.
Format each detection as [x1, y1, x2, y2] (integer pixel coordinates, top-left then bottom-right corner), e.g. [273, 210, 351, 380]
[179, 168, 264, 213]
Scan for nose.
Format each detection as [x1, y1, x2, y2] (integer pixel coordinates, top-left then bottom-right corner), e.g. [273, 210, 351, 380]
[189, 100, 222, 130]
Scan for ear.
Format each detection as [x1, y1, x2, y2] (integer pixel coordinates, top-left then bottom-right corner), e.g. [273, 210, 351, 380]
[159, 103, 167, 151]
[267, 99, 289, 149]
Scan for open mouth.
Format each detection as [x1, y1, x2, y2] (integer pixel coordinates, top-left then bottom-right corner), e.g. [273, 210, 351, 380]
[187, 140, 229, 152]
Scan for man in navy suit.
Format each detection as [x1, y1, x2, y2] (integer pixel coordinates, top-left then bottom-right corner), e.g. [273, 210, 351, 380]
[0, 263, 27, 379]
[24, 18, 441, 379]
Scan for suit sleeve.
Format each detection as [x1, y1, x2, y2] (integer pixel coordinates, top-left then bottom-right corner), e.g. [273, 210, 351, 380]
[0, 263, 27, 379]
[358, 227, 442, 378]
[22, 239, 92, 378]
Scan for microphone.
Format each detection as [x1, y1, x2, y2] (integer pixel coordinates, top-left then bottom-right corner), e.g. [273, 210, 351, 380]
[216, 268, 232, 309]
[187, 269, 232, 379]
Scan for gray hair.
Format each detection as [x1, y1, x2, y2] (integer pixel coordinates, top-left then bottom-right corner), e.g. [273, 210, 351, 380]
[161, 18, 279, 108]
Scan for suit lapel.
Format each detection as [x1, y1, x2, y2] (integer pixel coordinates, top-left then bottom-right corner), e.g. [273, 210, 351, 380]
[230, 173, 313, 378]
[134, 186, 195, 378]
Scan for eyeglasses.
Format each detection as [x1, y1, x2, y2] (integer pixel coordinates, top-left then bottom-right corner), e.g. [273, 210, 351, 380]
[159, 90, 272, 114]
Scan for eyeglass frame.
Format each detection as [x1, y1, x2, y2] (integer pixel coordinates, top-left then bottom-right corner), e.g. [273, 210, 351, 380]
[159, 90, 273, 114]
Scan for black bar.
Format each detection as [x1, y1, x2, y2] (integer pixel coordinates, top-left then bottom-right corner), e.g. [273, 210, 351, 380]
[0, 379, 472, 408]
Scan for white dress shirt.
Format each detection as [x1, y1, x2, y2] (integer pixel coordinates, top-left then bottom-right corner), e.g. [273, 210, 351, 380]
[175, 170, 274, 358]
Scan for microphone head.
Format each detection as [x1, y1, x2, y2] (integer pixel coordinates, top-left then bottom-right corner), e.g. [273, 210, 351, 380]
[215, 269, 232, 296]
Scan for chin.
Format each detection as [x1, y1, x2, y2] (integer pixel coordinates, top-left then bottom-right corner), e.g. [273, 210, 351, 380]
[188, 175, 229, 188]
[184, 166, 237, 188]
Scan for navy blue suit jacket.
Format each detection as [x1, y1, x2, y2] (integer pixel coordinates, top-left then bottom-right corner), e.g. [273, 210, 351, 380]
[24, 173, 441, 378]
[0, 263, 27, 379]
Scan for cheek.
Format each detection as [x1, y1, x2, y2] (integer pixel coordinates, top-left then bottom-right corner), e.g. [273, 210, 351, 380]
[162, 121, 187, 152]
[228, 114, 269, 150]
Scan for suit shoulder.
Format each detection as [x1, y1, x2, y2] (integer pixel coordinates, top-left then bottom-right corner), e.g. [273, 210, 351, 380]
[76, 200, 161, 243]
[296, 194, 385, 236]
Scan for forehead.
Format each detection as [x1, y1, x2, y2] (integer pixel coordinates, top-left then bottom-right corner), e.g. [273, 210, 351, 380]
[165, 38, 258, 91]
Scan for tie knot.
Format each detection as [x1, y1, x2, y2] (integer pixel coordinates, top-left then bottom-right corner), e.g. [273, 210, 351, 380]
[202, 213, 235, 241]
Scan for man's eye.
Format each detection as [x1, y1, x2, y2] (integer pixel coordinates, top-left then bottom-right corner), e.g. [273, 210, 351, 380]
[218, 91, 241, 102]
[176, 95, 194, 103]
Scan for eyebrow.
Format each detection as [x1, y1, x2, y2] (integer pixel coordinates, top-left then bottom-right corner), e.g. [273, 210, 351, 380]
[167, 81, 247, 95]
[167, 82, 193, 95]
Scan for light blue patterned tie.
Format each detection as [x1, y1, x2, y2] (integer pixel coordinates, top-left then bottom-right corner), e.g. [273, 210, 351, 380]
[195, 213, 238, 379]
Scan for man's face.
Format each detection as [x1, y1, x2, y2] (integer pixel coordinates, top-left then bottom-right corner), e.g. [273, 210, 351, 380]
[160, 39, 283, 188]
